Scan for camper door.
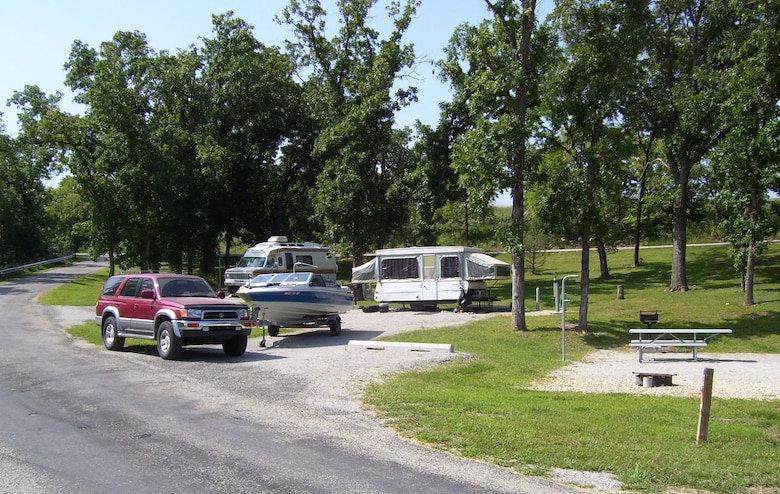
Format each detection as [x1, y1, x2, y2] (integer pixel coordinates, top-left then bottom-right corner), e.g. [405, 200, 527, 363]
[436, 254, 464, 302]
[420, 254, 437, 301]
[422, 254, 464, 303]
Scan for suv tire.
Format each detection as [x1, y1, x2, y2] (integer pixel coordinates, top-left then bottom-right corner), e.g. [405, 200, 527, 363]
[157, 321, 182, 360]
[222, 335, 248, 357]
[102, 316, 125, 351]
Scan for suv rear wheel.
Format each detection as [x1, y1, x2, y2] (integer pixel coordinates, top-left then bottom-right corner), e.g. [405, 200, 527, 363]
[157, 321, 182, 360]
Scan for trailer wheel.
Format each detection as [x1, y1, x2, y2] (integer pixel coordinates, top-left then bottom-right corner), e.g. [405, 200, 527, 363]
[268, 325, 280, 337]
[328, 316, 341, 336]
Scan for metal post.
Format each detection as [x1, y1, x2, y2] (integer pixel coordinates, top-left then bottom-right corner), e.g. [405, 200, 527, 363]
[560, 274, 578, 360]
[561, 298, 568, 360]
[535, 286, 541, 311]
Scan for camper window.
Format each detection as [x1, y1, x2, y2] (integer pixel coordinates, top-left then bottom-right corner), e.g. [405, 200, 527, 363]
[423, 255, 435, 279]
[295, 255, 314, 265]
[440, 256, 460, 278]
[381, 258, 419, 279]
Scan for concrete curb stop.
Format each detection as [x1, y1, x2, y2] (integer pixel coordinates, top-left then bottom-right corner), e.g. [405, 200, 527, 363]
[347, 340, 454, 353]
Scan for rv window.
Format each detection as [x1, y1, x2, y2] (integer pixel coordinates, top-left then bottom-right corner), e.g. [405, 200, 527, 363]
[381, 258, 419, 279]
[295, 255, 314, 265]
[441, 256, 460, 278]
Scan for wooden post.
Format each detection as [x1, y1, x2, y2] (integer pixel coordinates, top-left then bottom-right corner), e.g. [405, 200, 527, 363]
[616, 285, 624, 299]
[697, 368, 714, 444]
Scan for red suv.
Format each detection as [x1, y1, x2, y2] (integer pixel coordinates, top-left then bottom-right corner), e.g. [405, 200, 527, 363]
[95, 274, 252, 360]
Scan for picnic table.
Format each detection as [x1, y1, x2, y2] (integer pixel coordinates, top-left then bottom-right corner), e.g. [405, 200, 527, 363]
[628, 328, 732, 362]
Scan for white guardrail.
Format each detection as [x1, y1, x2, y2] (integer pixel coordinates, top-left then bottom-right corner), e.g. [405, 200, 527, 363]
[0, 254, 76, 276]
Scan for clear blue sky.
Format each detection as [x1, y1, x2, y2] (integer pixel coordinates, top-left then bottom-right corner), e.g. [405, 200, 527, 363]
[1, 0, 554, 204]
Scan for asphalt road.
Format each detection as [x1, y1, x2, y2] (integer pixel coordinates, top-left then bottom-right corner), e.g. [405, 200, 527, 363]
[0, 260, 581, 494]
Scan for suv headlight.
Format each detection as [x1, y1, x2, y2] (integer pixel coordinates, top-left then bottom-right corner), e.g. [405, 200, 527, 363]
[237, 308, 249, 319]
[181, 308, 203, 319]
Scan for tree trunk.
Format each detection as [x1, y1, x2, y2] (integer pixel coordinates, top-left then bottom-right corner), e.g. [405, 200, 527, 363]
[669, 168, 690, 292]
[464, 201, 470, 243]
[511, 183, 526, 331]
[578, 224, 590, 332]
[744, 236, 756, 307]
[597, 236, 609, 279]
[634, 162, 648, 267]
[108, 252, 116, 277]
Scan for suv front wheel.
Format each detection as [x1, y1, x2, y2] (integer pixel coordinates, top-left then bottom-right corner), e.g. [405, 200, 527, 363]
[157, 321, 182, 360]
[222, 335, 248, 357]
[102, 316, 125, 351]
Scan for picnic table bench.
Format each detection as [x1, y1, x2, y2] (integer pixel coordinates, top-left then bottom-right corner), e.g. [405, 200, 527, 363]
[628, 328, 732, 362]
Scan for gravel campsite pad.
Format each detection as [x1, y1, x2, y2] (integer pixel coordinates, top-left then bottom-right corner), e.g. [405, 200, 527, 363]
[529, 348, 780, 400]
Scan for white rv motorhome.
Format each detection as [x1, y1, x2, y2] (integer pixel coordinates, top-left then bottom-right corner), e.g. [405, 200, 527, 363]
[224, 236, 337, 293]
[351, 246, 510, 308]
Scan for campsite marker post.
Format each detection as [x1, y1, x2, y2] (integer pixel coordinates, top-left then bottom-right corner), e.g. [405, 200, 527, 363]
[697, 368, 714, 444]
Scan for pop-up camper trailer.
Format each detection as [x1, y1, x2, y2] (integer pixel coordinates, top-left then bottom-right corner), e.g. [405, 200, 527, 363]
[351, 246, 510, 308]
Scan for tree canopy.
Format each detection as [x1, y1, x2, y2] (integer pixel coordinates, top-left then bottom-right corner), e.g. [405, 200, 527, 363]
[2, 1, 778, 319]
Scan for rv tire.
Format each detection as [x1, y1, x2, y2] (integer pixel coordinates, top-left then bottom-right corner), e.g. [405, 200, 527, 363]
[268, 325, 280, 337]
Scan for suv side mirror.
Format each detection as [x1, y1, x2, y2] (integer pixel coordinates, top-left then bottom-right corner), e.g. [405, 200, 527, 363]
[140, 289, 155, 299]
[216, 291, 226, 299]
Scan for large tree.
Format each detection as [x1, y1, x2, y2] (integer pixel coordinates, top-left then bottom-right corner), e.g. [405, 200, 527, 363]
[63, 31, 163, 272]
[441, 0, 551, 331]
[0, 127, 51, 266]
[2, 87, 65, 264]
[280, 0, 419, 263]
[642, 0, 737, 291]
[56, 15, 306, 275]
[540, 0, 645, 330]
[187, 12, 306, 272]
[711, 0, 780, 305]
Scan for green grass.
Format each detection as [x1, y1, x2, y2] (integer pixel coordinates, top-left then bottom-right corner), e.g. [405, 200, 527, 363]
[38, 269, 110, 306]
[365, 244, 780, 493]
[41, 244, 780, 492]
[68, 321, 158, 349]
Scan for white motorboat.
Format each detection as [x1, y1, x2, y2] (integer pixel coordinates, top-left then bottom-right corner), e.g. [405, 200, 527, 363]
[236, 271, 354, 336]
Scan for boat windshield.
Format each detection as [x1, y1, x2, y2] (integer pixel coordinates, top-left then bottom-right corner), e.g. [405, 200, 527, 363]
[237, 256, 266, 268]
[249, 272, 312, 285]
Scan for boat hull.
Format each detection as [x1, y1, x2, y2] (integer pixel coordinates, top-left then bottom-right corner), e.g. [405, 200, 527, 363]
[236, 285, 354, 324]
